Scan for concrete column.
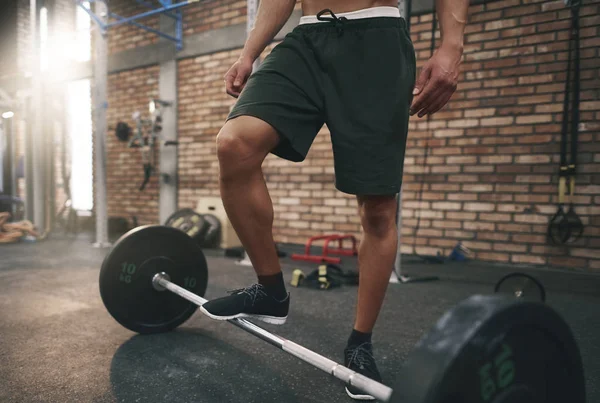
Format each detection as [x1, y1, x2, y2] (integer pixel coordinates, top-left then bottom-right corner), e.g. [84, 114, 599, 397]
[30, 0, 45, 229]
[158, 14, 178, 224]
[93, 1, 110, 247]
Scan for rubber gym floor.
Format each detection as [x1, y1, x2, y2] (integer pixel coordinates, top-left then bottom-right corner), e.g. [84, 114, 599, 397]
[1, 234, 599, 403]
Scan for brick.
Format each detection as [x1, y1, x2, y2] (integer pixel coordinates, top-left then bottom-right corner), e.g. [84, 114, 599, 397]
[548, 256, 589, 269]
[514, 213, 548, 224]
[499, 46, 535, 57]
[462, 184, 494, 192]
[464, 202, 495, 212]
[504, 4, 541, 17]
[479, 194, 514, 202]
[494, 243, 528, 253]
[433, 129, 465, 138]
[431, 184, 461, 192]
[479, 232, 510, 241]
[483, 77, 518, 88]
[446, 212, 478, 221]
[448, 119, 479, 128]
[500, 65, 537, 77]
[431, 202, 462, 211]
[570, 248, 600, 259]
[480, 117, 514, 126]
[496, 184, 530, 193]
[515, 155, 552, 164]
[480, 213, 512, 222]
[511, 254, 547, 265]
[478, 252, 510, 263]
[324, 198, 347, 207]
[485, 19, 518, 31]
[500, 86, 535, 96]
[429, 238, 460, 248]
[442, 230, 475, 240]
[463, 146, 496, 155]
[516, 175, 551, 184]
[519, 32, 557, 45]
[448, 175, 480, 183]
[497, 105, 534, 116]
[518, 94, 553, 104]
[420, 192, 448, 201]
[446, 156, 478, 164]
[480, 155, 513, 164]
[463, 221, 496, 231]
[464, 108, 496, 118]
[512, 234, 547, 244]
[501, 25, 536, 38]
[467, 31, 500, 43]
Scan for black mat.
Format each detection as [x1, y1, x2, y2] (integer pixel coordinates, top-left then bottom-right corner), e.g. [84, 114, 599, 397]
[0, 235, 598, 402]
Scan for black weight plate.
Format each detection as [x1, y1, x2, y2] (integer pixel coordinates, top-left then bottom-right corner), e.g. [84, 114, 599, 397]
[99, 225, 208, 334]
[494, 272, 546, 302]
[165, 208, 209, 244]
[200, 213, 221, 248]
[392, 295, 585, 403]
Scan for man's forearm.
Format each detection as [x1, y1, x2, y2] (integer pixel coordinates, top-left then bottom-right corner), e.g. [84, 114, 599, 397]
[436, 0, 469, 52]
[241, 0, 296, 62]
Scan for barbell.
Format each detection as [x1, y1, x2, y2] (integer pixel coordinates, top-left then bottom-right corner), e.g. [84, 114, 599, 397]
[99, 225, 586, 402]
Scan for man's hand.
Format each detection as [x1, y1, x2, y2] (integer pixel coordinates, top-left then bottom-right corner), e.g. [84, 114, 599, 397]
[410, 44, 462, 118]
[224, 57, 254, 98]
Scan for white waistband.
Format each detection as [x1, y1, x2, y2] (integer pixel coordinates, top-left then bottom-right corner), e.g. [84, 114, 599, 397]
[299, 6, 401, 25]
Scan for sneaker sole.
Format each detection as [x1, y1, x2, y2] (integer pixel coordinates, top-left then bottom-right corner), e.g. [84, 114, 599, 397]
[200, 307, 287, 325]
[345, 387, 375, 401]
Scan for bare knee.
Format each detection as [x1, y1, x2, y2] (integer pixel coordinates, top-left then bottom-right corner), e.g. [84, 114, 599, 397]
[216, 117, 278, 181]
[358, 195, 397, 238]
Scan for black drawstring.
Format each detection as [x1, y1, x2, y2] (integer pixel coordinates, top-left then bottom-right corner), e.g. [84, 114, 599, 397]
[316, 9, 347, 35]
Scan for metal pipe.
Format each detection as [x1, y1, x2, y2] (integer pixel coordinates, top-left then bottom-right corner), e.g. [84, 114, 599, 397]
[104, 1, 192, 29]
[134, 0, 178, 19]
[109, 12, 179, 43]
[152, 273, 394, 402]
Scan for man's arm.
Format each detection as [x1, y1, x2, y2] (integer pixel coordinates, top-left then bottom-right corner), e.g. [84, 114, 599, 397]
[241, 0, 296, 62]
[410, 0, 469, 117]
[437, 0, 468, 53]
[225, 0, 296, 97]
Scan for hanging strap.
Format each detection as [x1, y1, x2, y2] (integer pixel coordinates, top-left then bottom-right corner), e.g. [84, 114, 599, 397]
[559, 0, 581, 202]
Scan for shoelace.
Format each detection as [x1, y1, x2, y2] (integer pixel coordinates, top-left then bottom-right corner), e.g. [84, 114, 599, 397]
[316, 9, 348, 36]
[228, 284, 267, 306]
[346, 342, 375, 370]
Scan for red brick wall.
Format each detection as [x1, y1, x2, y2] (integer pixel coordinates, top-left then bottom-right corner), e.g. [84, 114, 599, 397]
[106, 66, 160, 225]
[177, 51, 238, 207]
[108, 0, 159, 54]
[183, 0, 246, 35]
[402, 0, 600, 270]
[176, 0, 599, 271]
[12, 0, 599, 270]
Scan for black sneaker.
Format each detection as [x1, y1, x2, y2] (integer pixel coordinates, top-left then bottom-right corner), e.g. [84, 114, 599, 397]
[200, 283, 289, 325]
[344, 342, 382, 401]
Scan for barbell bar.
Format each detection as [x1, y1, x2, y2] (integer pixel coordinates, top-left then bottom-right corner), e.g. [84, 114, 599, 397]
[152, 271, 394, 402]
[99, 225, 587, 403]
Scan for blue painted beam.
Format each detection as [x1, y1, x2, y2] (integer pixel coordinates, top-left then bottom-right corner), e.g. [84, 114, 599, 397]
[109, 12, 179, 43]
[134, 0, 177, 19]
[104, 1, 191, 29]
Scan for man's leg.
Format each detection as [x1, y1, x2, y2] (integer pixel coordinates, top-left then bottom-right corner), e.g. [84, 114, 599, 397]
[353, 194, 398, 333]
[216, 115, 281, 278]
[200, 115, 290, 324]
[344, 194, 397, 400]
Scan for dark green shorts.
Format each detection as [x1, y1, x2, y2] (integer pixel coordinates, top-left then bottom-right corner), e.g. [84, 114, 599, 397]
[228, 12, 416, 195]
